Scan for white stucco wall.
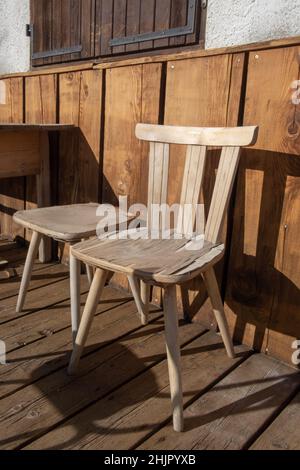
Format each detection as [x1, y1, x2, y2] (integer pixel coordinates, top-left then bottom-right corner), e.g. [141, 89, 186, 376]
[0, 0, 30, 75]
[206, 0, 300, 49]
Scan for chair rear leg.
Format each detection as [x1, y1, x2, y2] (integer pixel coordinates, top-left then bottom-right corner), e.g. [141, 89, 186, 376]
[141, 280, 151, 324]
[128, 275, 149, 325]
[203, 267, 235, 359]
[163, 285, 184, 432]
[16, 231, 42, 313]
[70, 250, 81, 344]
[85, 264, 94, 286]
[68, 268, 108, 375]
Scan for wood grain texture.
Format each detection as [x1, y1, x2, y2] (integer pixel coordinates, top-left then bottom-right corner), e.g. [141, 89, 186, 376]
[25, 74, 57, 214]
[31, 0, 95, 66]
[140, 354, 300, 450]
[225, 46, 300, 364]
[27, 332, 248, 450]
[0, 77, 25, 240]
[103, 63, 162, 206]
[59, 69, 102, 205]
[251, 392, 300, 450]
[0, 309, 200, 449]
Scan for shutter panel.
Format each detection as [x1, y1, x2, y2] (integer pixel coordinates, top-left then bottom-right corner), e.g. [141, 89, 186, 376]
[30, 0, 95, 66]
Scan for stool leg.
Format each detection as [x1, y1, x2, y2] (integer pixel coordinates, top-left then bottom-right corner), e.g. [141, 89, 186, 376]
[16, 231, 42, 313]
[70, 248, 81, 344]
[68, 268, 108, 375]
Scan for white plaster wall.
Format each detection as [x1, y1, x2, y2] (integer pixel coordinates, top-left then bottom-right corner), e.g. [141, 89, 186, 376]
[0, 0, 30, 74]
[206, 0, 300, 49]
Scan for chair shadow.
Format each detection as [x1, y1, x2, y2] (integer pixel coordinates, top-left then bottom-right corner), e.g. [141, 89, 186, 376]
[223, 149, 300, 357]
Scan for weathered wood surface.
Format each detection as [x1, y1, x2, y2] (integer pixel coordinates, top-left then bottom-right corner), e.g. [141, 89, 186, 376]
[251, 392, 300, 450]
[224, 46, 300, 364]
[0, 246, 299, 450]
[59, 69, 102, 205]
[0, 78, 25, 240]
[140, 354, 300, 450]
[26, 77, 56, 230]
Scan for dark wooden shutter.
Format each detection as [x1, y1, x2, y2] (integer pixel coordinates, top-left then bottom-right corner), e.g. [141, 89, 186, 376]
[30, 0, 95, 66]
[104, 0, 202, 56]
[30, 0, 205, 67]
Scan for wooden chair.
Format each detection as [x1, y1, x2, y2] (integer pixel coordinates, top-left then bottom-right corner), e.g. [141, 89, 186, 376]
[13, 203, 135, 342]
[67, 123, 258, 432]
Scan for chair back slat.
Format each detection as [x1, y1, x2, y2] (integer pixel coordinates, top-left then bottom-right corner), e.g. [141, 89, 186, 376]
[177, 145, 206, 236]
[148, 142, 170, 228]
[205, 146, 241, 243]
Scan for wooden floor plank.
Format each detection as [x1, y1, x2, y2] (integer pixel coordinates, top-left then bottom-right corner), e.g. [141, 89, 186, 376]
[26, 332, 250, 450]
[0, 277, 92, 350]
[0, 286, 132, 399]
[250, 392, 300, 450]
[139, 355, 300, 450]
[0, 314, 204, 449]
[0, 262, 69, 302]
[0, 267, 74, 327]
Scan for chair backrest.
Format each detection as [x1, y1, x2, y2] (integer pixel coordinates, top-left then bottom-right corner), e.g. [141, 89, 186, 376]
[136, 123, 258, 244]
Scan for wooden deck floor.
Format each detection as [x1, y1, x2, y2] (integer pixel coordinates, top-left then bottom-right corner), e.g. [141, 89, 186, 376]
[0, 241, 299, 451]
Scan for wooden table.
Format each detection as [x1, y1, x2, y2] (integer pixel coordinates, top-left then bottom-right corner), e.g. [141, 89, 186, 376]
[0, 124, 74, 269]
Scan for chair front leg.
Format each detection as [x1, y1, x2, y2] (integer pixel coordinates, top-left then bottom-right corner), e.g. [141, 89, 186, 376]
[70, 248, 81, 344]
[68, 268, 108, 375]
[16, 231, 42, 313]
[128, 275, 150, 325]
[203, 267, 235, 359]
[163, 285, 184, 432]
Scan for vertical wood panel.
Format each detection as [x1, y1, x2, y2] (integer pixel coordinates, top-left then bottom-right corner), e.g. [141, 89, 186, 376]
[25, 75, 58, 244]
[0, 78, 25, 240]
[139, 0, 155, 50]
[126, 0, 141, 53]
[81, 0, 95, 58]
[225, 46, 300, 364]
[59, 69, 102, 205]
[154, 0, 172, 49]
[112, 0, 127, 55]
[95, 0, 113, 56]
[169, 0, 188, 46]
[70, 0, 82, 61]
[164, 55, 233, 206]
[51, 0, 63, 64]
[103, 63, 162, 206]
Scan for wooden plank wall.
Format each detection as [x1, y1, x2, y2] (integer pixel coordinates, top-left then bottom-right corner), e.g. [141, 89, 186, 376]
[0, 78, 25, 240]
[0, 41, 299, 365]
[225, 45, 300, 364]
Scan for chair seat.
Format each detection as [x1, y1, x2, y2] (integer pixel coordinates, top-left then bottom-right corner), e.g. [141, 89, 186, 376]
[72, 229, 224, 284]
[13, 203, 131, 242]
